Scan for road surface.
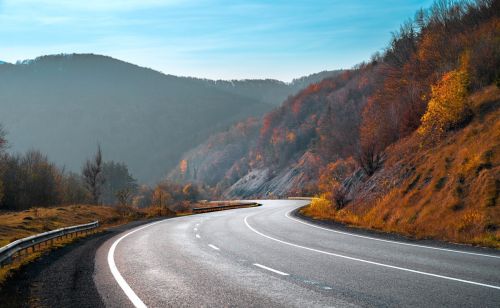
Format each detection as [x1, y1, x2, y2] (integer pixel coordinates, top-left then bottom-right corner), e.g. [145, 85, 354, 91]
[94, 200, 500, 307]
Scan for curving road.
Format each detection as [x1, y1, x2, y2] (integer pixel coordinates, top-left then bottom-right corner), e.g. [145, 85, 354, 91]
[94, 200, 500, 307]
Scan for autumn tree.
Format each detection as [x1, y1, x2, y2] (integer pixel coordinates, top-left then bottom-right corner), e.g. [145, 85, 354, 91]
[82, 145, 105, 204]
[182, 183, 199, 202]
[152, 184, 172, 215]
[418, 56, 470, 136]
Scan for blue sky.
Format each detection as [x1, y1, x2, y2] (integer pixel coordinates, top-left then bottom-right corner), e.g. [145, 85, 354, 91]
[0, 0, 433, 81]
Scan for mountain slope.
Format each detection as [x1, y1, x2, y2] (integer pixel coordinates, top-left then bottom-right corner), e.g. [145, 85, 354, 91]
[0, 54, 337, 183]
[303, 86, 500, 247]
[170, 0, 498, 199]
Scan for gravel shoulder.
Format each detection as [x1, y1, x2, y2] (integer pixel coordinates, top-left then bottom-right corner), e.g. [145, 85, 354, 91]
[0, 219, 166, 308]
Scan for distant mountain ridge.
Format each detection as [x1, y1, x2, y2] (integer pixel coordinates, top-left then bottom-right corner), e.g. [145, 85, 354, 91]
[0, 53, 340, 183]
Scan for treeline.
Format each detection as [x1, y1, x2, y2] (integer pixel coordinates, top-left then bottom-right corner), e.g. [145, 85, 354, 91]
[357, 0, 499, 176]
[0, 127, 204, 211]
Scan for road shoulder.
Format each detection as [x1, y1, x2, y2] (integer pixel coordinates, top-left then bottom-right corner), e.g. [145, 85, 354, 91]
[291, 206, 500, 255]
[0, 219, 166, 308]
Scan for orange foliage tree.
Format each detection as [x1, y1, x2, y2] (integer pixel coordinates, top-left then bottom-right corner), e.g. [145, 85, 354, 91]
[418, 56, 470, 136]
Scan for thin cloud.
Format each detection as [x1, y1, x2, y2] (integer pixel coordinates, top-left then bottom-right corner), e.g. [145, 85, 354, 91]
[2, 0, 185, 12]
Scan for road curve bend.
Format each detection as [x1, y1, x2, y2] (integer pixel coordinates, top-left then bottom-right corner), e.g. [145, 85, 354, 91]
[94, 200, 500, 307]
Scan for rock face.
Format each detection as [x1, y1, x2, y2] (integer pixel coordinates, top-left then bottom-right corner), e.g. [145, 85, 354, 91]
[223, 151, 319, 198]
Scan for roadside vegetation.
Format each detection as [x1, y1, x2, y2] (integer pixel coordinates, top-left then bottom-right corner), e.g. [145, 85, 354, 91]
[299, 0, 499, 248]
[302, 83, 499, 248]
[168, 0, 498, 247]
[0, 124, 216, 285]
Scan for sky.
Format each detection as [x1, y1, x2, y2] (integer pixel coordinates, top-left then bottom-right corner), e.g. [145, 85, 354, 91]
[0, 0, 434, 81]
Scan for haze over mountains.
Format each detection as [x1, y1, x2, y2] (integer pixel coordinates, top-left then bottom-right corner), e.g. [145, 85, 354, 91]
[0, 54, 339, 183]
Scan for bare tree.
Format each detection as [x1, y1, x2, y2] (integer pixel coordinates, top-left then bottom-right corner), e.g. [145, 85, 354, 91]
[116, 187, 133, 206]
[82, 145, 104, 204]
[331, 183, 349, 209]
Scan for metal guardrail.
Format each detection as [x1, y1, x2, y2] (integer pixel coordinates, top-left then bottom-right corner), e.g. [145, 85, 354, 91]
[0, 220, 99, 267]
[287, 197, 314, 200]
[192, 202, 260, 214]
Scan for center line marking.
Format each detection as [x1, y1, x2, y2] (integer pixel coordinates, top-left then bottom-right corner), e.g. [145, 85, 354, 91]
[194, 228, 198, 231]
[196, 234, 201, 238]
[254, 263, 289, 276]
[208, 244, 220, 251]
[244, 215, 500, 290]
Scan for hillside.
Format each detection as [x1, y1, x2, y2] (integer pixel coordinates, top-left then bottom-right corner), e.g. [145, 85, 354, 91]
[169, 63, 375, 194]
[303, 86, 500, 247]
[171, 0, 498, 193]
[0, 54, 338, 183]
[169, 0, 499, 245]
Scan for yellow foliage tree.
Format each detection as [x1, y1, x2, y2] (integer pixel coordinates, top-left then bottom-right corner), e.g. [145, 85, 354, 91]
[418, 57, 470, 136]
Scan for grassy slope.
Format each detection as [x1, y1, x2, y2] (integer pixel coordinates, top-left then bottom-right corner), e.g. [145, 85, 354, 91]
[0, 205, 143, 247]
[302, 86, 500, 248]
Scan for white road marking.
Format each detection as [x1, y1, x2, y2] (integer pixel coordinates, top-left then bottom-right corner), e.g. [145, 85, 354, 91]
[254, 263, 289, 276]
[196, 234, 201, 239]
[245, 215, 500, 290]
[208, 244, 220, 251]
[108, 220, 167, 308]
[194, 228, 198, 231]
[285, 209, 500, 259]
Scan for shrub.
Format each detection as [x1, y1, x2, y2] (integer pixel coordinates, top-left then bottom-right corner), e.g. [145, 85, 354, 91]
[419, 56, 470, 136]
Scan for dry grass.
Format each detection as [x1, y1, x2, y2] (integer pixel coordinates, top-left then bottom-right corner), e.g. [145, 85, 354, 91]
[303, 86, 500, 248]
[0, 205, 145, 247]
[0, 204, 150, 285]
[0, 199, 243, 284]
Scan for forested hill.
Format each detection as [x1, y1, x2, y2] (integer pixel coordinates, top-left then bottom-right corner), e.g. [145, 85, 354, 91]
[0, 54, 339, 183]
[170, 0, 498, 200]
[169, 0, 499, 246]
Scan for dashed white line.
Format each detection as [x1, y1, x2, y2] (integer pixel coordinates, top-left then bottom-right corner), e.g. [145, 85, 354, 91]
[208, 244, 220, 251]
[285, 209, 500, 259]
[245, 215, 500, 290]
[194, 228, 198, 231]
[196, 234, 201, 239]
[254, 263, 289, 276]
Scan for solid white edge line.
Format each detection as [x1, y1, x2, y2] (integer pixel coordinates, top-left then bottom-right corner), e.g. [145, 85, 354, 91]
[285, 209, 500, 259]
[244, 215, 500, 290]
[254, 263, 289, 276]
[108, 220, 166, 308]
[208, 244, 220, 250]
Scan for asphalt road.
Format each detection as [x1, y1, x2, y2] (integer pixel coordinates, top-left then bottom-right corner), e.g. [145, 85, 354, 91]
[94, 200, 500, 307]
